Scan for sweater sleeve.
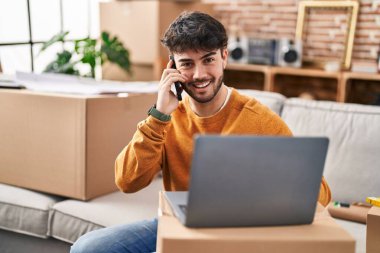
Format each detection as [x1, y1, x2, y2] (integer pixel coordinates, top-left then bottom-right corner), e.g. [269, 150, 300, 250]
[258, 107, 332, 206]
[115, 116, 170, 193]
[318, 176, 332, 206]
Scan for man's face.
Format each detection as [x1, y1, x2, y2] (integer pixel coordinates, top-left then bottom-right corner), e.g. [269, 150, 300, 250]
[173, 48, 228, 104]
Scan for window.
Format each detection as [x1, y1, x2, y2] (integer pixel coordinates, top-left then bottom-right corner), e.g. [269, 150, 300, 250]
[0, 0, 102, 74]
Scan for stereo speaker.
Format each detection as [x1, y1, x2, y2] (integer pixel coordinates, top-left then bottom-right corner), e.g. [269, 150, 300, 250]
[276, 39, 302, 68]
[228, 36, 249, 64]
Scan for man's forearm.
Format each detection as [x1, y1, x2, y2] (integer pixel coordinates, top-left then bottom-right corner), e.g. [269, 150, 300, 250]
[115, 116, 169, 193]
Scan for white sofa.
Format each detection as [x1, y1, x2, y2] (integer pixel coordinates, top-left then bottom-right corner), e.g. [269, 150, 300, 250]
[1, 89, 379, 253]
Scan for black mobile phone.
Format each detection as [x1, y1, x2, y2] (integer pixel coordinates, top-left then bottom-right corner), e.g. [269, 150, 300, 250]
[169, 55, 183, 101]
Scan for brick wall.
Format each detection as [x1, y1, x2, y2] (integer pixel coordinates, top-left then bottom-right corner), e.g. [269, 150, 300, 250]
[204, 0, 380, 68]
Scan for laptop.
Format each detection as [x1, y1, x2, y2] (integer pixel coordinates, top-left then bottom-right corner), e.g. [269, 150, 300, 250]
[164, 135, 329, 228]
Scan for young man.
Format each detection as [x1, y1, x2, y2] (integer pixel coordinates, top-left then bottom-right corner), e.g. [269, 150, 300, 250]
[71, 11, 331, 253]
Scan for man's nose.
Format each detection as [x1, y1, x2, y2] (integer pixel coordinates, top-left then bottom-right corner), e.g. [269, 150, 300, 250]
[193, 65, 207, 80]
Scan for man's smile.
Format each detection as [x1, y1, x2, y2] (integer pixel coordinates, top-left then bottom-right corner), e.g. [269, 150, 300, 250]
[193, 80, 211, 88]
[187, 79, 213, 90]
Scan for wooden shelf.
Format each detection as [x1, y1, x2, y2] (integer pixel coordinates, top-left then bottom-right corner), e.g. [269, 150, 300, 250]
[227, 63, 269, 73]
[225, 63, 380, 104]
[342, 71, 380, 81]
[270, 66, 341, 79]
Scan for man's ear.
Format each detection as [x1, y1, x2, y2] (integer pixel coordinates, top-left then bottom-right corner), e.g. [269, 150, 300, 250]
[221, 48, 228, 69]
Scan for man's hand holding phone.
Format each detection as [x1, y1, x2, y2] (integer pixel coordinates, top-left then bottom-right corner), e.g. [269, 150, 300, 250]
[156, 58, 186, 115]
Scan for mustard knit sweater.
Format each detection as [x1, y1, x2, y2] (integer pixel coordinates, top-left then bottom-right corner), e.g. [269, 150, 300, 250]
[115, 89, 331, 206]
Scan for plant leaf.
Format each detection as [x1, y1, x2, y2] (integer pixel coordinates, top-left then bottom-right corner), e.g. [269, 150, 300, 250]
[38, 31, 69, 55]
[43, 50, 79, 75]
[101, 31, 131, 75]
[40, 31, 131, 78]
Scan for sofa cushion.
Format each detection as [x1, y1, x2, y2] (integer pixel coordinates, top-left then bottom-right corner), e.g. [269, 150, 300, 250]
[237, 89, 286, 115]
[50, 178, 162, 243]
[281, 98, 380, 203]
[0, 183, 63, 238]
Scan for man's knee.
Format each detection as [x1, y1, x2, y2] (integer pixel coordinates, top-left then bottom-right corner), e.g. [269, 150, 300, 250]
[70, 230, 108, 253]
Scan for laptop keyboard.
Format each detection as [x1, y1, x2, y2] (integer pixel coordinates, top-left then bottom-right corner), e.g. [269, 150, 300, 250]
[179, 204, 187, 215]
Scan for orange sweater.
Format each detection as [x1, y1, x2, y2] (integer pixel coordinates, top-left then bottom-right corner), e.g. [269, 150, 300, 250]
[115, 89, 331, 206]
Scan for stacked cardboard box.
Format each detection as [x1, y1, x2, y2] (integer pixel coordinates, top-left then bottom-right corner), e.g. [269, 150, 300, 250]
[99, 0, 214, 81]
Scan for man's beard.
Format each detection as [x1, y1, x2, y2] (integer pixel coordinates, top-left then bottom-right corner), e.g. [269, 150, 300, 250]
[183, 74, 224, 104]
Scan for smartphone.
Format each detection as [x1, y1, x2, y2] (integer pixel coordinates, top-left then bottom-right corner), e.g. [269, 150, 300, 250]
[169, 55, 183, 101]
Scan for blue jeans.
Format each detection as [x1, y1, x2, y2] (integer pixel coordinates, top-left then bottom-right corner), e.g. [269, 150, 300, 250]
[70, 218, 158, 253]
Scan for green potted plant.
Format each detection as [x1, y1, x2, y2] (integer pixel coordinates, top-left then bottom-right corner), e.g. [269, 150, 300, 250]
[39, 31, 131, 78]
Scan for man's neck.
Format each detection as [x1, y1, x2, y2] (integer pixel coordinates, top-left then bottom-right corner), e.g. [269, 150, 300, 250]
[189, 85, 228, 117]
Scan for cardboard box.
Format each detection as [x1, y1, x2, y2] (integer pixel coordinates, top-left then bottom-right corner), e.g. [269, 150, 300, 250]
[99, 0, 214, 81]
[0, 89, 156, 200]
[157, 192, 355, 253]
[367, 206, 380, 253]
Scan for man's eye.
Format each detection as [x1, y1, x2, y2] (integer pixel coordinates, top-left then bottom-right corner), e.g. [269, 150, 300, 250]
[180, 62, 193, 68]
[204, 58, 215, 64]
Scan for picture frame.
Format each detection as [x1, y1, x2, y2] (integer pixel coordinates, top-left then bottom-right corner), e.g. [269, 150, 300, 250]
[296, 0, 359, 70]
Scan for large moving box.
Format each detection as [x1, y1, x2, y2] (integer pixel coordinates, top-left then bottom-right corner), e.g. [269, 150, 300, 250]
[0, 89, 157, 200]
[367, 206, 380, 253]
[157, 192, 355, 253]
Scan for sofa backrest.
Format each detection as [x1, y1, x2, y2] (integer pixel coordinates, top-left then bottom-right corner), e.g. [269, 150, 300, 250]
[237, 89, 286, 115]
[281, 98, 380, 203]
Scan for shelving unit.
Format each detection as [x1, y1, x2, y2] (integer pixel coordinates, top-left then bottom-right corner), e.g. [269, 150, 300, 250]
[340, 72, 380, 104]
[225, 63, 380, 105]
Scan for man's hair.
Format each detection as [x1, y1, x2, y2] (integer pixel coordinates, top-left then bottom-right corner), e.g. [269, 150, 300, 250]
[161, 11, 228, 53]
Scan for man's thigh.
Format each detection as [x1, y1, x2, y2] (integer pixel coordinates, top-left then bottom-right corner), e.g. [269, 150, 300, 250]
[70, 218, 158, 253]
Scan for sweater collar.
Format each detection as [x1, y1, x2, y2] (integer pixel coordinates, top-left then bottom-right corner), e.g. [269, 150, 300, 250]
[184, 88, 238, 125]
